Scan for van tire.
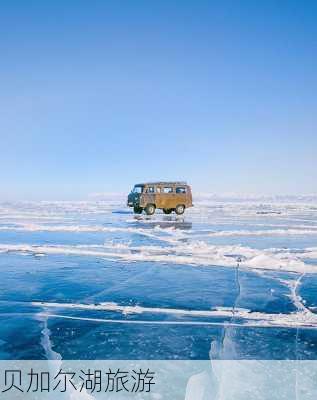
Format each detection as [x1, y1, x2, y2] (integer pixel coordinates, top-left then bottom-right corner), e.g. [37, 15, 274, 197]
[145, 204, 156, 215]
[163, 208, 172, 214]
[175, 204, 185, 215]
[133, 206, 143, 214]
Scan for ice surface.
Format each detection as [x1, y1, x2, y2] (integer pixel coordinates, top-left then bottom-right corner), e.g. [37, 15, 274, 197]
[0, 197, 317, 360]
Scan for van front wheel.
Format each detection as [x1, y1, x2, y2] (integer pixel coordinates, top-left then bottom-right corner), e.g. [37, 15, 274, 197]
[163, 208, 172, 214]
[175, 204, 185, 215]
[133, 206, 143, 214]
[145, 204, 156, 215]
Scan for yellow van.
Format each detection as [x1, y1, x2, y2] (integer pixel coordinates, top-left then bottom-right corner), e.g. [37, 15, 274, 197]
[127, 181, 193, 215]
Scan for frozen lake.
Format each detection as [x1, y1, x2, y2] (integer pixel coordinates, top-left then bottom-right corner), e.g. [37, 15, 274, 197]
[0, 196, 317, 360]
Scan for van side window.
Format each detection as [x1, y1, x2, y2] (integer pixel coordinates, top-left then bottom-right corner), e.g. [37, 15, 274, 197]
[146, 186, 155, 193]
[163, 187, 173, 193]
[133, 186, 143, 193]
[176, 187, 186, 194]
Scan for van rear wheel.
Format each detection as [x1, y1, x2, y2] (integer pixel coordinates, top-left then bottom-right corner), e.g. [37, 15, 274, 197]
[175, 204, 185, 215]
[145, 204, 156, 215]
[133, 206, 143, 214]
[163, 208, 172, 214]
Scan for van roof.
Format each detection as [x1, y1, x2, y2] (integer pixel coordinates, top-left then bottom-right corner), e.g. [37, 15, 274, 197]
[135, 181, 188, 186]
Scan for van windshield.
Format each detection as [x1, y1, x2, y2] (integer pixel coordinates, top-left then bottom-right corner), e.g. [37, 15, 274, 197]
[132, 186, 143, 193]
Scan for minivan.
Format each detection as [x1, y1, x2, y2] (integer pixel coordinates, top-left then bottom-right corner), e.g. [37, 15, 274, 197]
[127, 181, 193, 215]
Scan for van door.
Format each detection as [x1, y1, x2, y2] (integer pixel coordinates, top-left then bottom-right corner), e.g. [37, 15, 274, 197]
[154, 186, 164, 209]
[141, 186, 156, 208]
[174, 186, 188, 207]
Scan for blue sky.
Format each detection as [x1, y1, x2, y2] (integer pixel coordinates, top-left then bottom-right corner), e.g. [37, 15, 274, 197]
[0, 0, 316, 200]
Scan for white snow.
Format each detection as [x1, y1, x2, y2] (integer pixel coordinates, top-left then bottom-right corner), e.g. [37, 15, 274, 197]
[32, 301, 317, 328]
